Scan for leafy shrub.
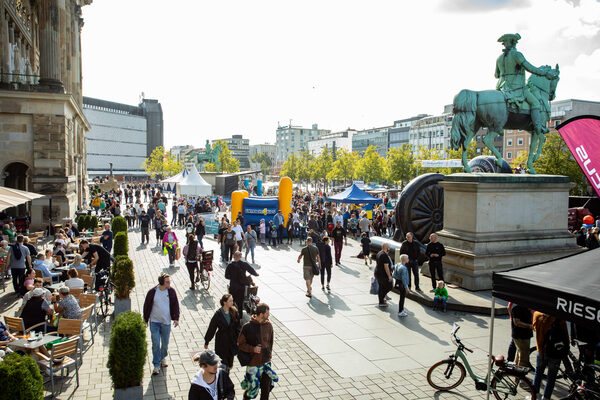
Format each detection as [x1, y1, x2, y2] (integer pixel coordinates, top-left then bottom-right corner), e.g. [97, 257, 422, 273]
[113, 232, 129, 258]
[111, 256, 135, 300]
[111, 216, 127, 235]
[107, 311, 146, 389]
[78, 215, 90, 230]
[89, 215, 98, 230]
[0, 352, 44, 399]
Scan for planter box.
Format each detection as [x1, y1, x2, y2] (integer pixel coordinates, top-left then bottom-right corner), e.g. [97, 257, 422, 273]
[113, 298, 131, 317]
[114, 384, 143, 400]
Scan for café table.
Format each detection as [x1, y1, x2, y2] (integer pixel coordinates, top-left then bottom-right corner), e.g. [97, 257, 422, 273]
[8, 334, 61, 353]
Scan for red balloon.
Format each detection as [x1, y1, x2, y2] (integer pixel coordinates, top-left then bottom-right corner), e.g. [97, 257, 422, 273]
[583, 215, 594, 225]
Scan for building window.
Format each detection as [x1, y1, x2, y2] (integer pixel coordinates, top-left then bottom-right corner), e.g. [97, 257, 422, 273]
[507, 152, 512, 159]
[507, 139, 513, 146]
[517, 138, 524, 146]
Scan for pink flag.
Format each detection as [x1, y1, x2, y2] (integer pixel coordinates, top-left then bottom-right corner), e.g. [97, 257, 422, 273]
[557, 115, 600, 198]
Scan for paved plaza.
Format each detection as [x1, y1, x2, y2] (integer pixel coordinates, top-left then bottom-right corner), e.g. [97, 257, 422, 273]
[5, 210, 572, 399]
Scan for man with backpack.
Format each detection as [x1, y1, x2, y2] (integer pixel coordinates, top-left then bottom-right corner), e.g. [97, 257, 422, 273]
[532, 312, 569, 400]
[6, 235, 31, 294]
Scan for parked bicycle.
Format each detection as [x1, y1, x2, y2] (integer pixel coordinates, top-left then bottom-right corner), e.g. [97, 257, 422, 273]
[557, 341, 600, 400]
[427, 323, 536, 399]
[96, 269, 113, 319]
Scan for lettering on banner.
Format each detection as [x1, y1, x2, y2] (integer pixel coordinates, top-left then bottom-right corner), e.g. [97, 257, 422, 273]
[556, 297, 600, 322]
[575, 145, 600, 189]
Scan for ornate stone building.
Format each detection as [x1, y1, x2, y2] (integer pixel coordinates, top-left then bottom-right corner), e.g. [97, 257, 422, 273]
[0, 0, 92, 229]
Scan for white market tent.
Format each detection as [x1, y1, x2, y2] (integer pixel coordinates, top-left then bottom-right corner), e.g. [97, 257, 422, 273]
[160, 169, 188, 192]
[177, 165, 211, 196]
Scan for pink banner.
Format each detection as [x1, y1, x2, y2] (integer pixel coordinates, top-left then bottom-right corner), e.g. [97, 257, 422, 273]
[557, 116, 600, 198]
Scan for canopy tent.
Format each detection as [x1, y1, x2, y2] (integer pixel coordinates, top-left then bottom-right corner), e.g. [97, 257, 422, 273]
[177, 165, 211, 196]
[160, 168, 188, 184]
[0, 187, 45, 211]
[326, 184, 383, 204]
[493, 249, 600, 330]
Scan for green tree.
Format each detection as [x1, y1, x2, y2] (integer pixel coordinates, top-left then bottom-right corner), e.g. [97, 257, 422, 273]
[280, 153, 300, 180]
[252, 153, 273, 177]
[204, 162, 217, 172]
[386, 144, 417, 186]
[356, 145, 385, 183]
[143, 146, 182, 179]
[296, 149, 314, 184]
[328, 149, 359, 185]
[533, 132, 587, 194]
[212, 140, 240, 173]
[311, 147, 333, 183]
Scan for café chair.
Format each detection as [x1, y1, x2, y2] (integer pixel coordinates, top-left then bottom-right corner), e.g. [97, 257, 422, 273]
[79, 305, 94, 347]
[81, 275, 94, 292]
[69, 288, 83, 299]
[34, 336, 80, 398]
[78, 294, 98, 332]
[4, 315, 47, 338]
[57, 318, 83, 354]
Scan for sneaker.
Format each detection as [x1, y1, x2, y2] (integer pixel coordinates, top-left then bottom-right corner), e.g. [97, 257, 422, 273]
[399, 310, 408, 317]
[152, 367, 160, 375]
[161, 358, 168, 367]
[378, 302, 389, 307]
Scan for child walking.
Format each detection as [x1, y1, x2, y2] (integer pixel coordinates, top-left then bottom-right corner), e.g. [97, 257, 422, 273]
[259, 219, 266, 244]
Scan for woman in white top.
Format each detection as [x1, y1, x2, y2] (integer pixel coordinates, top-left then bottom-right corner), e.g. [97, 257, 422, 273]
[64, 268, 85, 289]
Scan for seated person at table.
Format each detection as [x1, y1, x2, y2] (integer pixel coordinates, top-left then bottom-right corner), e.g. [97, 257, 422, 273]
[64, 268, 84, 290]
[69, 254, 87, 270]
[68, 222, 80, 238]
[52, 242, 66, 264]
[43, 249, 58, 268]
[17, 278, 53, 317]
[33, 253, 60, 282]
[52, 286, 81, 320]
[21, 288, 54, 333]
[23, 268, 35, 292]
[54, 231, 68, 247]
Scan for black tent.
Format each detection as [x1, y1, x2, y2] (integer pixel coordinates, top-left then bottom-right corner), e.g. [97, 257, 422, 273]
[492, 248, 600, 330]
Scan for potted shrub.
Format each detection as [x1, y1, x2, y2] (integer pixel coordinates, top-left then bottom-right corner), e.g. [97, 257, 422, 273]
[0, 352, 44, 399]
[111, 256, 135, 316]
[107, 311, 146, 400]
[111, 216, 128, 235]
[77, 215, 88, 231]
[113, 232, 129, 258]
[89, 215, 98, 230]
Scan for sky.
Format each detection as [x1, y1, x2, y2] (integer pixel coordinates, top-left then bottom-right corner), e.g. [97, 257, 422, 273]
[80, 0, 600, 149]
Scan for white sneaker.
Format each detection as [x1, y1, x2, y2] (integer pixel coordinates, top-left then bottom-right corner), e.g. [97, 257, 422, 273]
[399, 310, 408, 317]
[152, 366, 160, 375]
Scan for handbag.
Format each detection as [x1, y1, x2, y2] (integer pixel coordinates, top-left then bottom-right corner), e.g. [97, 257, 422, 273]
[370, 276, 379, 294]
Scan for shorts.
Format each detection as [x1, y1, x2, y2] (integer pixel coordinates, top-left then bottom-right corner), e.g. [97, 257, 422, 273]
[303, 266, 314, 281]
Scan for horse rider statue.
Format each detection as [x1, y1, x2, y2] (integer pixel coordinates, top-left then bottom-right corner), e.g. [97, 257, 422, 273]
[495, 33, 558, 135]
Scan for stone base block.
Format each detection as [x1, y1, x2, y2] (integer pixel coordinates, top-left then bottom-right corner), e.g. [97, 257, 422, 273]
[436, 173, 582, 291]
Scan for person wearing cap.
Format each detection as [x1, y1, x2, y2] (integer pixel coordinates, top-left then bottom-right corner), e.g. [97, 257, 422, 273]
[495, 33, 557, 135]
[238, 303, 278, 400]
[162, 226, 179, 267]
[21, 287, 54, 332]
[188, 349, 235, 400]
[272, 210, 284, 245]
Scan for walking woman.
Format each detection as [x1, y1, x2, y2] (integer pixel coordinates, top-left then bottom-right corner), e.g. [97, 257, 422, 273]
[204, 294, 240, 372]
[183, 234, 201, 290]
[195, 216, 206, 249]
[162, 226, 179, 268]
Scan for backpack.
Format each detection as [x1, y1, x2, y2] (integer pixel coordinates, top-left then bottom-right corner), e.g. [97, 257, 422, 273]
[186, 223, 194, 235]
[544, 321, 569, 359]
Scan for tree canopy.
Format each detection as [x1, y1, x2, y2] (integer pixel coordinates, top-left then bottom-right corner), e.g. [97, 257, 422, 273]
[143, 146, 183, 179]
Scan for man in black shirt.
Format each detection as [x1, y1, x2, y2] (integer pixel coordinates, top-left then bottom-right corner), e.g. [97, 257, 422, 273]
[425, 233, 446, 291]
[511, 304, 533, 367]
[225, 251, 259, 315]
[330, 221, 347, 266]
[80, 240, 111, 273]
[139, 210, 151, 244]
[399, 232, 421, 291]
[375, 243, 393, 307]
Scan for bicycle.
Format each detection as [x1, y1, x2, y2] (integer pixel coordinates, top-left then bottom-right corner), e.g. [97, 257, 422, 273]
[196, 250, 213, 291]
[427, 323, 536, 399]
[557, 342, 600, 400]
[96, 270, 113, 319]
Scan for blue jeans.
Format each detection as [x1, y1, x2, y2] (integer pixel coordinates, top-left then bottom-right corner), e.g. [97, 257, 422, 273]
[150, 321, 171, 368]
[433, 296, 447, 309]
[245, 245, 255, 262]
[533, 352, 561, 399]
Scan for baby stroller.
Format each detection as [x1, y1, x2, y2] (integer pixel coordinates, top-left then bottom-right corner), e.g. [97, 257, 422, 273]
[197, 250, 213, 290]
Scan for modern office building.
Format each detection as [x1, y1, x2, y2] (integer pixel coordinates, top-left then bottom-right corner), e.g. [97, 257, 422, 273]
[388, 115, 428, 150]
[83, 96, 164, 178]
[408, 107, 453, 157]
[502, 98, 600, 162]
[275, 124, 330, 163]
[307, 129, 356, 156]
[213, 134, 250, 169]
[352, 126, 391, 157]
[249, 143, 276, 162]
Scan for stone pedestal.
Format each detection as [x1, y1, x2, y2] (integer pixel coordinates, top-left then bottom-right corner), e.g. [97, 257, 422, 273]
[436, 173, 581, 291]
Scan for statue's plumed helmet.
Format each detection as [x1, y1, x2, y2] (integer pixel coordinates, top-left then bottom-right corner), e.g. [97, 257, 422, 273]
[497, 33, 521, 43]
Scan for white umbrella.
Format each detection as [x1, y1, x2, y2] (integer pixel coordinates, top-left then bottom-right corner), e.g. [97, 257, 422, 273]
[0, 187, 45, 211]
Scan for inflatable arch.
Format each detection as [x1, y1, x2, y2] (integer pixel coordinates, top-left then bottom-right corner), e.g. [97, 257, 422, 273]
[230, 177, 293, 228]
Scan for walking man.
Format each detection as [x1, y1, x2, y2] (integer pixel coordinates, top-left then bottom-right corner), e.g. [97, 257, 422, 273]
[143, 273, 180, 376]
[238, 303, 278, 400]
[330, 220, 347, 265]
[139, 210, 151, 245]
[225, 251, 259, 315]
[6, 235, 31, 294]
[400, 232, 421, 291]
[273, 210, 284, 244]
[297, 237, 320, 298]
[425, 233, 446, 291]
[393, 254, 410, 317]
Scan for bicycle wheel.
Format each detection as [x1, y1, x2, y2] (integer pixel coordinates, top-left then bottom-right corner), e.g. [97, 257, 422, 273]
[427, 360, 467, 391]
[99, 293, 108, 318]
[201, 269, 210, 290]
[491, 371, 536, 400]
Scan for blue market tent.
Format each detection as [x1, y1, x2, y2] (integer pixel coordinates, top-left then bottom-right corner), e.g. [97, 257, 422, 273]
[326, 184, 383, 204]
